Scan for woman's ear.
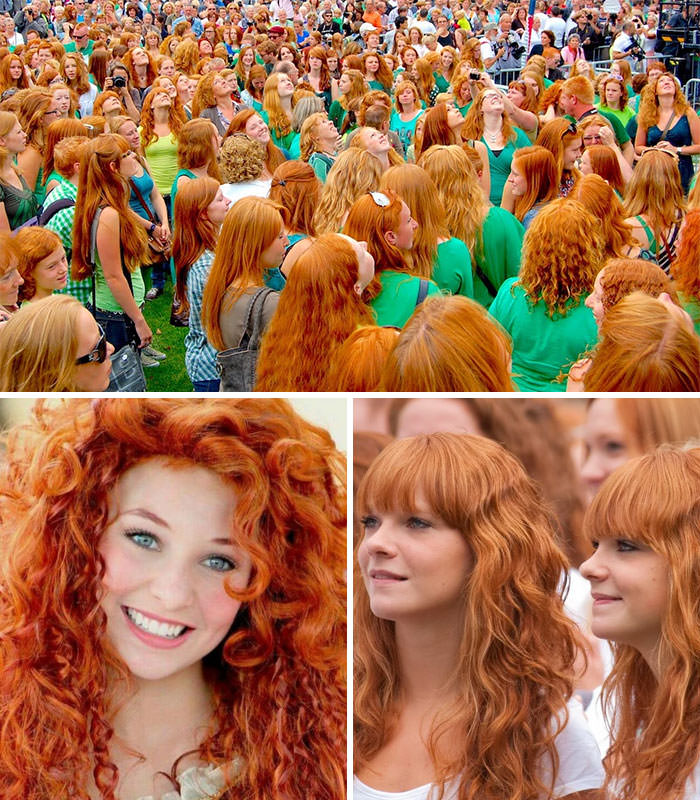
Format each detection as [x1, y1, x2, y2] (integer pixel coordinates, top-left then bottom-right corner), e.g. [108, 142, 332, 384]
[384, 228, 398, 246]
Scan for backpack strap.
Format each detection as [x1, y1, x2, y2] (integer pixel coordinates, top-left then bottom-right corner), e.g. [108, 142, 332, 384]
[475, 263, 499, 299]
[39, 196, 75, 226]
[415, 278, 429, 306]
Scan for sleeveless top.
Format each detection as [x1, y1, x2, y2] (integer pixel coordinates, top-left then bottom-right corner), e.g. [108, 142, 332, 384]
[646, 114, 694, 191]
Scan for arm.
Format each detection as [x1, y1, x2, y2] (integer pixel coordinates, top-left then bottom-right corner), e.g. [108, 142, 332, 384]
[502, 95, 537, 133]
[148, 182, 170, 240]
[96, 206, 153, 347]
[597, 124, 633, 177]
[679, 109, 700, 156]
[0, 201, 10, 233]
[473, 139, 491, 198]
[634, 122, 649, 156]
[16, 147, 42, 192]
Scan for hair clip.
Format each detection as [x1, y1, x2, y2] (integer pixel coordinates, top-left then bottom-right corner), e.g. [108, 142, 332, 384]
[273, 178, 286, 186]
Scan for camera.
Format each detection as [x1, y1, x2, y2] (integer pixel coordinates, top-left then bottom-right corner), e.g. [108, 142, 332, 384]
[506, 32, 525, 59]
[586, 13, 593, 20]
[469, 70, 481, 79]
[113, 75, 127, 88]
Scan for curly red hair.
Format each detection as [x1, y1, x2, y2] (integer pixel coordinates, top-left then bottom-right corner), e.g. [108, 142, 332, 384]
[671, 208, 700, 300]
[0, 398, 346, 800]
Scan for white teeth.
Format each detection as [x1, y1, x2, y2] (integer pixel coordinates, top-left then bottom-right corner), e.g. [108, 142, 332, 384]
[126, 607, 186, 639]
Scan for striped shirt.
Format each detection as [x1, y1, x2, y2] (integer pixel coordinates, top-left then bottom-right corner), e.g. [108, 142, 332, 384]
[185, 249, 219, 384]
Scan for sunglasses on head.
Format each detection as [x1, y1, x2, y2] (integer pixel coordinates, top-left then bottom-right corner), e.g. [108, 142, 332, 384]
[561, 122, 578, 138]
[75, 324, 108, 365]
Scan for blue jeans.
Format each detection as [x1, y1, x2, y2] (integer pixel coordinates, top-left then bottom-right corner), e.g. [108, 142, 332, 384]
[192, 379, 221, 392]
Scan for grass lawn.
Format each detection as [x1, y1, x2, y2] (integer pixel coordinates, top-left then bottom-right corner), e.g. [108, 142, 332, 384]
[141, 282, 192, 392]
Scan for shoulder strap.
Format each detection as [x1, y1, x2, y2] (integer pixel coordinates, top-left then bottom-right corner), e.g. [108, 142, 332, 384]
[635, 215, 656, 252]
[658, 113, 677, 142]
[39, 196, 75, 226]
[415, 278, 429, 307]
[475, 263, 499, 299]
[237, 287, 275, 349]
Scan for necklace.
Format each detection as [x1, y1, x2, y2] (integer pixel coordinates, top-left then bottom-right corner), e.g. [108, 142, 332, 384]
[484, 128, 502, 143]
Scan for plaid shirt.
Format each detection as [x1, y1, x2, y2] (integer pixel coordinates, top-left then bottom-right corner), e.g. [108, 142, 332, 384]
[185, 249, 219, 384]
[44, 179, 92, 306]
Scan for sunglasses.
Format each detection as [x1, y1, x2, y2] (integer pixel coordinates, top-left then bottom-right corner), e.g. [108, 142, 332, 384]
[561, 122, 578, 138]
[75, 324, 108, 365]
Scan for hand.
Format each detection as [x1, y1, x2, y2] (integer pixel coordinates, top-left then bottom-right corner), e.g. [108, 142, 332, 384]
[655, 140, 674, 151]
[598, 125, 615, 147]
[104, 76, 113, 90]
[135, 317, 153, 348]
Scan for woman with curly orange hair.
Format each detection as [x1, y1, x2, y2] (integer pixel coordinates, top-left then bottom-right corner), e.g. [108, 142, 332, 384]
[343, 189, 440, 328]
[0, 397, 347, 800]
[636, 73, 700, 192]
[489, 197, 602, 391]
[570, 174, 639, 261]
[582, 291, 700, 391]
[535, 117, 583, 197]
[255, 233, 375, 390]
[123, 45, 158, 105]
[355, 432, 603, 799]
[580, 444, 700, 798]
[191, 71, 244, 137]
[463, 87, 531, 205]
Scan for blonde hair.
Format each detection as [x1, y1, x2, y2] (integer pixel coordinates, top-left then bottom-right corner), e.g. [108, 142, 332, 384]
[0, 295, 86, 391]
[313, 149, 383, 234]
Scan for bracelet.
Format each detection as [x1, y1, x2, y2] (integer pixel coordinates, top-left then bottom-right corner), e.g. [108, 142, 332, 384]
[148, 222, 156, 236]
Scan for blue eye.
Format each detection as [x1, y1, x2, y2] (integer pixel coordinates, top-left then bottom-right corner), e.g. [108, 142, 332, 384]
[125, 529, 158, 549]
[406, 517, 431, 529]
[617, 540, 638, 552]
[361, 515, 379, 530]
[203, 555, 236, 571]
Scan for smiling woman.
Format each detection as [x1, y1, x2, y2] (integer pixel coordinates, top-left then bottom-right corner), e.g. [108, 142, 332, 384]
[579, 446, 700, 800]
[0, 398, 347, 800]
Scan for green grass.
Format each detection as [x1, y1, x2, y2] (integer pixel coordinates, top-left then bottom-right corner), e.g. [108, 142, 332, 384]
[141, 281, 192, 392]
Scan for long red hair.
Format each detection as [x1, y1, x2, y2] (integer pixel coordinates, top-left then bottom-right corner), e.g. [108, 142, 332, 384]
[255, 233, 375, 390]
[201, 197, 284, 351]
[71, 134, 149, 280]
[225, 108, 285, 173]
[0, 398, 346, 800]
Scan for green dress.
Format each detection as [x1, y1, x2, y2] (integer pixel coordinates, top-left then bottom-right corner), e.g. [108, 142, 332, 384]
[370, 269, 440, 328]
[489, 277, 598, 391]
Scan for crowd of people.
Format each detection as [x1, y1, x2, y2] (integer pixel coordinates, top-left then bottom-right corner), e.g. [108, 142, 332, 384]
[0, 0, 698, 390]
[354, 396, 700, 800]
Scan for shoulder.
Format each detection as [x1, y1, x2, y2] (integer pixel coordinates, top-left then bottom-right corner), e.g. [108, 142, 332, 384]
[545, 700, 605, 797]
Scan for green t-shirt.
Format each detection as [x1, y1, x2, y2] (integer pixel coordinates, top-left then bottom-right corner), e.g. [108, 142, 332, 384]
[483, 126, 531, 206]
[94, 250, 145, 312]
[489, 277, 597, 391]
[260, 110, 298, 155]
[596, 103, 635, 128]
[329, 100, 347, 132]
[472, 206, 524, 309]
[142, 131, 179, 196]
[370, 269, 440, 328]
[432, 238, 473, 298]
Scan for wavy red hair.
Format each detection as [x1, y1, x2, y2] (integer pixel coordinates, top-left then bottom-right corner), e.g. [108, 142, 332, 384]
[355, 432, 581, 799]
[255, 233, 375, 390]
[0, 398, 346, 800]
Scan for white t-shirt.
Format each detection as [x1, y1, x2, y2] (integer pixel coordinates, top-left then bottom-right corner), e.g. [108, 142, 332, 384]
[354, 699, 605, 800]
[545, 16, 567, 47]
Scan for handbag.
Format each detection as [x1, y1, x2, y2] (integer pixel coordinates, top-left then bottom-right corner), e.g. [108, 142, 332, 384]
[216, 287, 274, 392]
[129, 176, 171, 260]
[88, 208, 148, 392]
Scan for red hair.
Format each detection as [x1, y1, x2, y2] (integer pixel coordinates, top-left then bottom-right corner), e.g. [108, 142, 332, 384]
[0, 398, 346, 800]
[14, 227, 63, 302]
[325, 326, 399, 391]
[671, 208, 700, 300]
[343, 189, 409, 301]
[201, 197, 284, 351]
[417, 102, 459, 158]
[583, 144, 625, 196]
[511, 145, 558, 222]
[268, 160, 320, 236]
[379, 294, 515, 391]
[255, 233, 375, 390]
[569, 174, 635, 259]
[225, 108, 285, 173]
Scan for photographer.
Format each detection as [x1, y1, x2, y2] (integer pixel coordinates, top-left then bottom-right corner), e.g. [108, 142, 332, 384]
[103, 61, 142, 120]
[494, 14, 524, 76]
[572, 8, 602, 60]
[612, 19, 645, 66]
[13, 0, 48, 38]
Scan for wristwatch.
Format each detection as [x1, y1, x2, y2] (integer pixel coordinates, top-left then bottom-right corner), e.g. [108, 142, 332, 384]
[677, 147, 683, 156]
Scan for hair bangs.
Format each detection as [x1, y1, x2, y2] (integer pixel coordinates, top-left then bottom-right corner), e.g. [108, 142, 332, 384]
[585, 447, 700, 550]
